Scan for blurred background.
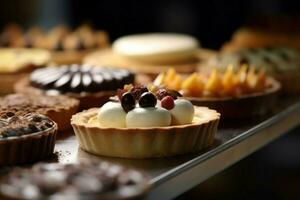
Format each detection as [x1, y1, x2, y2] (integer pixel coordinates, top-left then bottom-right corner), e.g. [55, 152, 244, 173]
[1, 0, 300, 199]
[2, 0, 300, 49]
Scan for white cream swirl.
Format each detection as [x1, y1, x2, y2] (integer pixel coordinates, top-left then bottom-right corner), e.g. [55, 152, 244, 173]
[97, 102, 127, 128]
[170, 99, 194, 125]
[126, 107, 171, 128]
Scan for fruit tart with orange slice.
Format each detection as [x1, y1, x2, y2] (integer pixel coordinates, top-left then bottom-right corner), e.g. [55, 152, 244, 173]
[154, 66, 281, 119]
[71, 85, 220, 158]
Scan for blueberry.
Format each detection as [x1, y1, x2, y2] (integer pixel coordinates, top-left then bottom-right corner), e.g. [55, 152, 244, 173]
[32, 115, 42, 122]
[139, 92, 157, 108]
[121, 92, 135, 112]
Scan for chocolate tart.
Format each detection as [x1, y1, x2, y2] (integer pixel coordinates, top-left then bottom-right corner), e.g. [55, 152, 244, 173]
[0, 112, 57, 166]
[0, 161, 149, 200]
[186, 78, 281, 120]
[14, 64, 135, 110]
[0, 93, 79, 131]
[0, 48, 50, 95]
[71, 106, 220, 158]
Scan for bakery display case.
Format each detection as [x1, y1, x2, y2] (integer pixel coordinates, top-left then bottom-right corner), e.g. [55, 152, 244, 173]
[0, 0, 299, 199]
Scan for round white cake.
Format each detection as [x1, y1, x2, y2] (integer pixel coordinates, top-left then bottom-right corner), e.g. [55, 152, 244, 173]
[112, 33, 200, 64]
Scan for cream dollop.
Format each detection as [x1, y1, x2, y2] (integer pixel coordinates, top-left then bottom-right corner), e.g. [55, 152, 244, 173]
[170, 99, 194, 125]
[126, 107, 171, 128]
[97, 102, 127, 128]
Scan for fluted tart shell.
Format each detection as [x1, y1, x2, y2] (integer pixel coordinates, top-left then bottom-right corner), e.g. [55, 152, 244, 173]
[71, 106, 220, 158]
[0, 123, 57, 166]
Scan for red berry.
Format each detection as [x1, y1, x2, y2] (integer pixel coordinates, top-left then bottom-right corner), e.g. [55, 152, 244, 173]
[161, 96, 174, 110]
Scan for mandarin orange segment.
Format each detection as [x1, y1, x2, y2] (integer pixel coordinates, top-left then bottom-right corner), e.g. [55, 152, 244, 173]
[246, 66, 258, 90]
[165, 68, 177, 83]
[254, 69, 267, 92]
[153, 72, 166, 86]
[154, 65, 268, 98]
[235, 64, 250, 94]
[205, 69, 223, 95]
[168, 74, 182, 91]
[182, 73, 203, 96]
[222, 64, 237, 95]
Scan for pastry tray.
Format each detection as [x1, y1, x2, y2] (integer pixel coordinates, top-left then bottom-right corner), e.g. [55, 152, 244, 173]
[55, 95, 300, 200]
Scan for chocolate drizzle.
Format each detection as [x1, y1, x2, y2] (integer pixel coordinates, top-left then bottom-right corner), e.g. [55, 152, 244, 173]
[30, 64, 134, 94]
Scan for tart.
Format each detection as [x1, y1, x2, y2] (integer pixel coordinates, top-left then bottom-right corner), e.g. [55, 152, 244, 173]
[222, 27, 300, 52]
[0, 161, 149, 200]
[14, 64, 135, 109]
[202, 47, 300, 93]
[0, 48, 50, 95]
[0, 93, 79, 131]
[84, 33, 205, 77]
[0, 112, 57, 166]
[0, 24, 109, 64]
[222, 16, 300, 51]
[71, 85, 220, 158]
[154, 67, 281, 119]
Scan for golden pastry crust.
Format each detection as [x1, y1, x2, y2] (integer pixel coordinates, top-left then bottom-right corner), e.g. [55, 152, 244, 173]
[71, 107, 220, 158]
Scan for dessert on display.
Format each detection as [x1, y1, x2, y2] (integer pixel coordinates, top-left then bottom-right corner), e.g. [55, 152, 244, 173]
[112, 33, 199, 64]
[0, 48, 50, 95]
[15, 64, 135, 109]
[154, 67, 280, 119]
[0, 93, 79, 131]
[0, 161, 149, 200]
[203, 47, 300, 93]
[71, 84, 220, 158]
[84, 33, 211, 76]
[0, 112, 57, 166]
[222, 16, 300, 51]
[0, 24, 109, 64]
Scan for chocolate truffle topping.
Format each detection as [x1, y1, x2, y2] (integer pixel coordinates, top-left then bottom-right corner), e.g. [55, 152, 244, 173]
[30, 64, 134, 94]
